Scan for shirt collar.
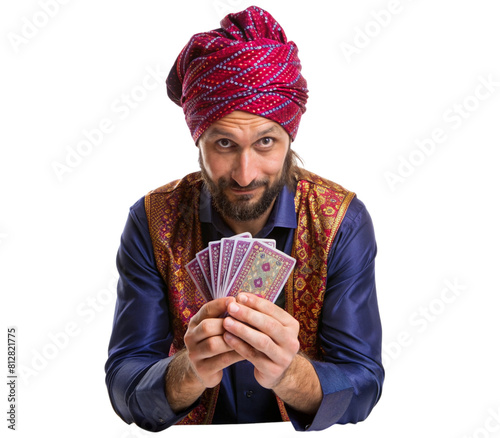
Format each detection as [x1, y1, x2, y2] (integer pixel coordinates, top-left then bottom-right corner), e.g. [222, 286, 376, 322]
[199, 183, 297, 237]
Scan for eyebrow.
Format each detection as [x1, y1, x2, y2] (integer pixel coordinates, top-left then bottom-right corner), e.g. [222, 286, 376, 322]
[203, 125, 281, 141]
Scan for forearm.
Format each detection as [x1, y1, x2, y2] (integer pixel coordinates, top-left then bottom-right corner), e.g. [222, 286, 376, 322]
[272, 353, 322, 415]
[165, 349, 206, 413]
[106, 356, 194, 431]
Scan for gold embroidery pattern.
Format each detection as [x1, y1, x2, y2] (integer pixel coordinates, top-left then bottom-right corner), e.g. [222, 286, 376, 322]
[285, 173, 354, 360]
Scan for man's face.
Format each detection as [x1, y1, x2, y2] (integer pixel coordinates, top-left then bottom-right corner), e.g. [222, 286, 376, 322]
[198, 111, 292, 222]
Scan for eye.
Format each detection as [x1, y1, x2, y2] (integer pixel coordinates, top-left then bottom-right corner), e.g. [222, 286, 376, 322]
[216, 138, 234, 148]
[258, 137, 275, 147]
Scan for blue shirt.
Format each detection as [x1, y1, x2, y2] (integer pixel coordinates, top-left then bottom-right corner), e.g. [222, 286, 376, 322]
[105, 182, 384, 432]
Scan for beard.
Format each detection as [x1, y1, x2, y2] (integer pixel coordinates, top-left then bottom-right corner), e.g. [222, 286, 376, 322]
[199, 149, 294, 223]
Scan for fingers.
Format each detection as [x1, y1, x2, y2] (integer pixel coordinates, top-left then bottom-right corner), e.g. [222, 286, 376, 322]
[193, 350, 244, 383]
[183, 293, 301, 390]
[235, 293, 299, 328]
[183, 297, 243, 388]
[222, 294, 300, 369]
[185, 297, 236, 357]
[224, 294, 300, 349]
[222, 330, 271, 370]
[189, 296, 234, 327]
[187, 317, 225, 345]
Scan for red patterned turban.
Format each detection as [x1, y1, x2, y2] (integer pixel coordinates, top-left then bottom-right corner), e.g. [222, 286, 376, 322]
[166, 6, 308, 142]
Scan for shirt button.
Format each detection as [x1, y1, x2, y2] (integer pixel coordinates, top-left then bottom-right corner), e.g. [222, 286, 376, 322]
[246, 390, 254, 398]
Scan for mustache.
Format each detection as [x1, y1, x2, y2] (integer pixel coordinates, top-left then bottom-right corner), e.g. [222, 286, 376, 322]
[218, 178, 269, 190]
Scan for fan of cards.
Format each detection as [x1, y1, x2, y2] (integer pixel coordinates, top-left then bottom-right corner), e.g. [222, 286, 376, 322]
[187, 232, 296, 304]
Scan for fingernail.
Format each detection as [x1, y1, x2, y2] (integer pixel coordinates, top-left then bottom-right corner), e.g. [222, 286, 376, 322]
[228, 302, 239, 313]
[238, 294, 248, 303]
[224, 317, 234, 327]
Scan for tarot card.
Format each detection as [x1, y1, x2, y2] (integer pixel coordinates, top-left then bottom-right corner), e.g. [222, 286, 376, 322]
[208, 241, 221, 297]
[222, 238, 277, 290]
[217, 233, 254, 295]
[232, 232, 252, 239]
[186, 233, 283, 301]
[226, 241, 295, 303]
[257, 238, 276, 248]
[218, 238, 236, 296]
[195, 247, 213, 296]
[224, 238, 253, 294]
[186, 257, 212, 302]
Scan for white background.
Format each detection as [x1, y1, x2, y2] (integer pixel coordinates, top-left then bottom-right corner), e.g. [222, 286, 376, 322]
[2, 0, 499, 437]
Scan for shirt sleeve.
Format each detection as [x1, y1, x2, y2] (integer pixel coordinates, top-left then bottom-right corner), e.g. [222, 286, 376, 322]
[104, 198, 196, 431]
[286, 197, 384, 431]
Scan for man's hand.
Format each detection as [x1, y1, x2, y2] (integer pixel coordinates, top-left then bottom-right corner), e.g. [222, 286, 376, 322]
[222, 293, 322, 415]
[222, 293, 300, 388]
[184, 296, 243, 387]
[165, 297, 243, 413]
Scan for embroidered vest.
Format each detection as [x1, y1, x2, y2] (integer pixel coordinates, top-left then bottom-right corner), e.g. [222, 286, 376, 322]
[144, 171, 354, 425]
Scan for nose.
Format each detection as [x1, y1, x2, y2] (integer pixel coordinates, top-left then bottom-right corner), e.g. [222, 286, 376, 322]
[231, 148, 258, 188]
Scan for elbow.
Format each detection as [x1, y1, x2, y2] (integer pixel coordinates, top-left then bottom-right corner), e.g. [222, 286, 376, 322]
[105, 368, 135, 425]
[338, 366, 384, 424]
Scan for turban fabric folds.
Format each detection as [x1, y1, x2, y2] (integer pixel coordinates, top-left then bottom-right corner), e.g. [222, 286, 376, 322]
[166, 5, 308, 142]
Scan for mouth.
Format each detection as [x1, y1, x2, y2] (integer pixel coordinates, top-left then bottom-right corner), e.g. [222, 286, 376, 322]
[229, 183, 266, 198]
[230, 187, 259, 196]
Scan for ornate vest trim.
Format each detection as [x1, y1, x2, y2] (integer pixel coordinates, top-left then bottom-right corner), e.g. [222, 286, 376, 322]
[145, 172, 218, 425]
[275, 172, 354, 419]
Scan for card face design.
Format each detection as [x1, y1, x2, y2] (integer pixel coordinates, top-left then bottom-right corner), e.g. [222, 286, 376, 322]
[225, 239, 252, 291]
[187, 235, 295, 303]
[186, 258, 212, 302]
[226, 241, 296, 303]
[208, 241, 221, 297]
[218, 238, 235, 296]
[195, 247, 212, 295]
[258, 238, 276, 248]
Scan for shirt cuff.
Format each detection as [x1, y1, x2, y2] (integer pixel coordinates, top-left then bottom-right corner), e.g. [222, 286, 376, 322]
[134, 357, 199, 431]
[286, 361, 354, 431]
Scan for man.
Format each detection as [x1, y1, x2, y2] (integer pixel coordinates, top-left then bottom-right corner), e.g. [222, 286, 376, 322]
[105, 6, 384, 432]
